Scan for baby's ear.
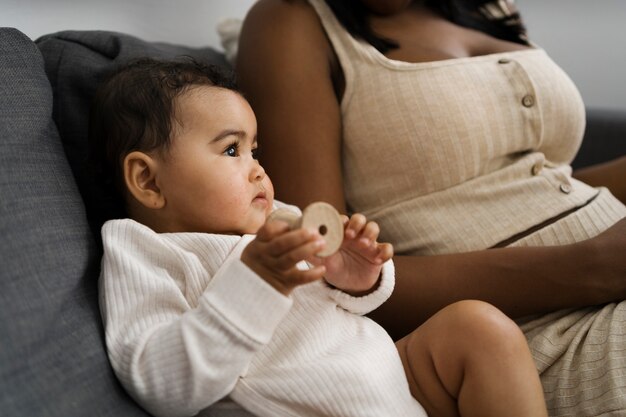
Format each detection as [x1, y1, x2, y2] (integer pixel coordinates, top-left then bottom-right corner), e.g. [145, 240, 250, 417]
[123, 151, 165, 209]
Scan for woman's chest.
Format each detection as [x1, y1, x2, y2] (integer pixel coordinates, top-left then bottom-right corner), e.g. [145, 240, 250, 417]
[341, 52, 585, 196]
[369, 5, 530, 64]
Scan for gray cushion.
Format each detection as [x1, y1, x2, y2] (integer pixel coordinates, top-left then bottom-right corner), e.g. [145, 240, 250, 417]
[35, 30, 231, 235]
[0, 27, 150, 416]
[574, 108, 626, 169]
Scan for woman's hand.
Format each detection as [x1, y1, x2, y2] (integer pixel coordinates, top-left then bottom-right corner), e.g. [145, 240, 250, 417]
[309, 214, 394, 296]
[241, 220, 326, 295]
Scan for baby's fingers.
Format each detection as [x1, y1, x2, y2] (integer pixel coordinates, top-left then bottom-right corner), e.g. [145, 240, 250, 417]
[286, 265, 326, 286]
[350, 221, 381, 251]
[273, 237, 325, 270]
[344, 213, 367, 239]
[264, 228, 320, 257]
[375, 242, 394, 263]
[256, 220, 291, 242]
[359, 221, 380, 244]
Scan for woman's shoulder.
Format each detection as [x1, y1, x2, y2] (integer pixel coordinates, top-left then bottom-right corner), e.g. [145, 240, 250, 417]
[239, 0, 331, 64]
[244, 0, 318, 28]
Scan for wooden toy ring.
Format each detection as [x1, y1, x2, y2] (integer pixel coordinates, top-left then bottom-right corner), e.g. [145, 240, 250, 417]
[268, 202, 344, 257]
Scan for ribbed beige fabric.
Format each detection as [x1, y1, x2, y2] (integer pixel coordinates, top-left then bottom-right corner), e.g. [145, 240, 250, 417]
[309, 0, 603, 256]
[509, 188, 626, 417]
[100, 215, 426, 417]
[308, 0, 626, 415]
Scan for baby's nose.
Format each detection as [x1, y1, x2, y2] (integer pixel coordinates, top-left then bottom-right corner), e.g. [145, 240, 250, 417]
[250, 160, 266, 181]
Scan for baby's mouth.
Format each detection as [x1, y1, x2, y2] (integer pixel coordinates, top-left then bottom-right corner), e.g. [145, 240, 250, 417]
[253, 190, 268, 206]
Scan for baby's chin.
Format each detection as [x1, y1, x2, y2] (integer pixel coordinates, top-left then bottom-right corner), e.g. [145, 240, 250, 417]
[245, 211, 273, 235]
[237, 210, 270, 235]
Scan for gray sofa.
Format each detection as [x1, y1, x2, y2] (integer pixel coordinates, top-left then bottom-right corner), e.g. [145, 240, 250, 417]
[0, 26, 625, 417]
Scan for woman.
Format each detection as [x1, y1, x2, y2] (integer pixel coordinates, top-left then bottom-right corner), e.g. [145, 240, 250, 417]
[236, 0, 626, 415]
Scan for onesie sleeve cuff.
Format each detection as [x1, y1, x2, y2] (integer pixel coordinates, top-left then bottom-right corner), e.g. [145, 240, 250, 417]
[201, 257, 293, 345]
[326, 259, 395, 315]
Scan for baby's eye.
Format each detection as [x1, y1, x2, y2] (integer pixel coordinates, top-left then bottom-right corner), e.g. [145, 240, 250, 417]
[223, 143, 239, 157]
[251, 147, 260, 160]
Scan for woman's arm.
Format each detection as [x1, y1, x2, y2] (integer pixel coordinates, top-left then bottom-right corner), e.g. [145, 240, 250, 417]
[373, 219, 626, 338]
[237, 0, 347, 210]
[574, 156, 626, 204]
[237, 0, 626, 338]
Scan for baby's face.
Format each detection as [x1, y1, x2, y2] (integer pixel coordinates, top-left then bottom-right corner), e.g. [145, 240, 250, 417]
[154, 86, 274, 235]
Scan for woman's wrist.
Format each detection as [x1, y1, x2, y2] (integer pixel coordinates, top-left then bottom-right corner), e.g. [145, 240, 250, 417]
[576, 223, 626, 304]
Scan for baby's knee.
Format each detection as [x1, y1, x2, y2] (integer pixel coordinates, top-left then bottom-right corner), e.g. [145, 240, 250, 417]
[440, 300, 524, 346]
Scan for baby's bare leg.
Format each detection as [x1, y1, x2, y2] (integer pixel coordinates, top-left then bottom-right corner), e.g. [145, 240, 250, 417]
[395, 300, 548, 417]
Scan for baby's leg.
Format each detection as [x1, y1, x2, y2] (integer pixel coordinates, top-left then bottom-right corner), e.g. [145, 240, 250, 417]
[395, 300, 547, 417]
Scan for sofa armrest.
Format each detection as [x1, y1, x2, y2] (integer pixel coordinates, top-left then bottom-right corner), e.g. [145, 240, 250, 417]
[573, 107, 626, 169]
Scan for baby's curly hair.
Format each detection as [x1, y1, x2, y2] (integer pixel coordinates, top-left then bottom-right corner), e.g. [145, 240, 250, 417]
[88, 57, 238, 218]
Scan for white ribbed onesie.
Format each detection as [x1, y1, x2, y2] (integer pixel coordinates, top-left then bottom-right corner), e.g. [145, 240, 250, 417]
[99, 210, 426, 417]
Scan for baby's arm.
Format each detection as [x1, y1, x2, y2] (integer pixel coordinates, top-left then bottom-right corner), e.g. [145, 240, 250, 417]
[325, 257, 396, 315]
[100, 220, 292, 417]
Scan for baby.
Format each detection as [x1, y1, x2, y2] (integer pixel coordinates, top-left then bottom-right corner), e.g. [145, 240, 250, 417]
[91, 58, 548, 417]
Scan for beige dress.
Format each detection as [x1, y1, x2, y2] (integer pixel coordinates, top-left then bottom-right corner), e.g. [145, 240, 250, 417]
[308, 0, 626, 415]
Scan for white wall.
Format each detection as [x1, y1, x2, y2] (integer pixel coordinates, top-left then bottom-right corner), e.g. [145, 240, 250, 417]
[1, 0, 625, 110]
[519, 0, 626, 111]
[0, 0, 256, 49]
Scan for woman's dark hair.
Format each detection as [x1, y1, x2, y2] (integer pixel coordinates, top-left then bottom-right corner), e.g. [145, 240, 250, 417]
[324, 0, 529, 54]
[88, 57, 238, 219]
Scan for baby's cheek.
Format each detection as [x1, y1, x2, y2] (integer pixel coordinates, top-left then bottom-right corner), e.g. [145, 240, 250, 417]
[262, 176, 274, 196]
[265, 179, 275, 208]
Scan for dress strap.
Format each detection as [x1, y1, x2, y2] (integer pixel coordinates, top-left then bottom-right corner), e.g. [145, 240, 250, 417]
[306, 0, 377, 108]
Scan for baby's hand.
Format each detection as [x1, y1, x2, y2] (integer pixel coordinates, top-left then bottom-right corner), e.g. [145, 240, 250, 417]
[310, 214, 393, 296]
[241, 220, 327, 295]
